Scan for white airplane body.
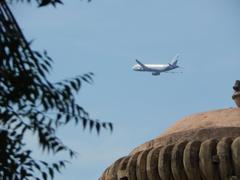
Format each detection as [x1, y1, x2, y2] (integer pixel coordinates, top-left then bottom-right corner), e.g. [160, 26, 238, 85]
[132, 54, 180, 76]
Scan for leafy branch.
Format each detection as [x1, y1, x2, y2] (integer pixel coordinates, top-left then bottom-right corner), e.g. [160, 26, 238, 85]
[0, 0, 112, 179]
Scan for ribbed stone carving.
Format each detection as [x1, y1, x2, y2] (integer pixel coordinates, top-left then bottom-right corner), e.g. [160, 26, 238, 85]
[136, 149, 151, 180]
[100, 136, 240, 180]
[99, 108, 240, 180]
[171, 141, 188, 180]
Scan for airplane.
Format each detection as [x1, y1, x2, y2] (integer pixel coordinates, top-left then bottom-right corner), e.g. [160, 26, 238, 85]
[132, 54, 181, 76]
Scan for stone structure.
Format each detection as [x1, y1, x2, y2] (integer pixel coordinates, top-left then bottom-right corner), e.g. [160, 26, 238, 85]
[233, 80, 240, 107]
[100, 82, 240, 180]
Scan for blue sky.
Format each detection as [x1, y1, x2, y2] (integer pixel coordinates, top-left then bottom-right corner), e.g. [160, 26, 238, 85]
[11, 0, 240, 179]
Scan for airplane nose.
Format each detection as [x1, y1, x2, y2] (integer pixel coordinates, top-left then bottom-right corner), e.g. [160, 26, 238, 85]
[132, 65, 142, 71]
[132, 65, 137, 71]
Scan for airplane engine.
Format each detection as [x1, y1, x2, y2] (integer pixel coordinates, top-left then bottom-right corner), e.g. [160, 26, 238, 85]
[152, 72, 160, 76]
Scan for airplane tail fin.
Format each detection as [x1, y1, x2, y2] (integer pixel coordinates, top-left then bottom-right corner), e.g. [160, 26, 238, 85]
[170, 54, 180, 67]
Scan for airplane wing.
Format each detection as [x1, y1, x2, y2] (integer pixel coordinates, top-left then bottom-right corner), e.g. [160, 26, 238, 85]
[136, 59, 148, 69]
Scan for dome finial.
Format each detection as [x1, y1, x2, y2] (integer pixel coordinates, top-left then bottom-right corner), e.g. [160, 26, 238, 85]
[233, 80, 240, 107]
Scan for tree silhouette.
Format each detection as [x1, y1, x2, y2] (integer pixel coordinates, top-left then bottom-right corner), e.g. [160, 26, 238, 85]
[0, 0, 112, 179]
[9, 0, 92, 7]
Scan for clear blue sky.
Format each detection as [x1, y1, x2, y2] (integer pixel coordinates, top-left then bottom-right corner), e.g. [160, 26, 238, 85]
[12, 0, 240, 179]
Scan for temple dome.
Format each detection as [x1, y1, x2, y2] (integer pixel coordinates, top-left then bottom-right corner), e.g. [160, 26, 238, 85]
[130, 108, 240, 155]
[100, 108, 240, 180]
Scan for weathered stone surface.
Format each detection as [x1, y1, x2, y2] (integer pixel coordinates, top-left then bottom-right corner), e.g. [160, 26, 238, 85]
[183, 141, 202, 180]
[117, 156, 130, 180]
[199, 139, 220, 180]
[171, 141, 188, 180]
[158, 145, 174, 180]
[233, 80, 240, 107]
[217, 137, 233, 180]
[131, 108, 240, 154]
[231, 137, 240, 178]
[146, 147, 161, 180]
[233, 80, 240, 92]
[233, 92, 240, 108]
[107, 157, 125, 180]
[126, 152, 140, 180]
[99, 167, 109, 180]
[100, 108, 240, 180]
[100, 137, 240, 180]
[136, 149, 151, 180]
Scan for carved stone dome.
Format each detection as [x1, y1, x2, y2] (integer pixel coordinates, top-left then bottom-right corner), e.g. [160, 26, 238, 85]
[99, 108, 240, 180]
[131, 108, 240, 154]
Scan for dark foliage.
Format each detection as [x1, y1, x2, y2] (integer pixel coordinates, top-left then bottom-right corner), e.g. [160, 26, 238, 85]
[9, 0, 92, 7]
[0, 0, 112, 179]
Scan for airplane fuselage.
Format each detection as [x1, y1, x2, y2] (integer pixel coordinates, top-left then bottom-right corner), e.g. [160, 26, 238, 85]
[132, 54, 180, 76]
[142, 64, 170, 72]
[132, 64, 176, 72]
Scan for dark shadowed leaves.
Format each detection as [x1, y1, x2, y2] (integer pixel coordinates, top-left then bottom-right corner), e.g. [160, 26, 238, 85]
[96, 121, 101, 134]
[10, 0, 90, 7]
[0, 1, 113, 180]
[38, 0, 63, 7]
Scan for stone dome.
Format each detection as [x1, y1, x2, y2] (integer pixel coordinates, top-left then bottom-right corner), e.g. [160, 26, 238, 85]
[100, 108, 240, 180]
[130, 108, 240, 155]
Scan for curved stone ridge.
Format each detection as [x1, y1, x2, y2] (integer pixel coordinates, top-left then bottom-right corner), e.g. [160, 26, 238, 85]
[131, 108, 240, 154]
[99, 136, 240, 180]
